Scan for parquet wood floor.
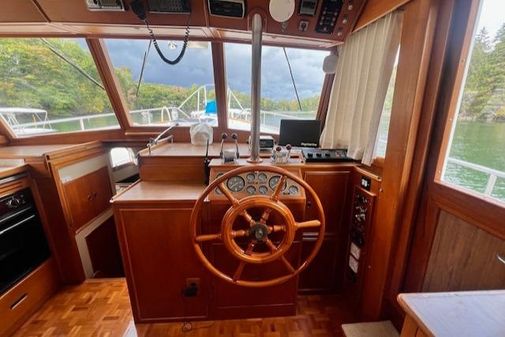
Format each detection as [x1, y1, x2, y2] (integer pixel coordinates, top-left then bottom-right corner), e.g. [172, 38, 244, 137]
[12, 279, 357, 337]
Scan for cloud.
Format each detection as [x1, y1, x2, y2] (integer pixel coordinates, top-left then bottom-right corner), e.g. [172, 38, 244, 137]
[104, 39, 328, 100]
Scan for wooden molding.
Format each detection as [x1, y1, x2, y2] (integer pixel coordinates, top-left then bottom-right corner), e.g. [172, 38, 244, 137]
[354, 0, 411, 32]
[86, 38, 131, 131]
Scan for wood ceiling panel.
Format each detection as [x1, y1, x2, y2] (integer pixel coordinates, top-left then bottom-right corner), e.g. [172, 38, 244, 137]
[0, 0, 47, 23]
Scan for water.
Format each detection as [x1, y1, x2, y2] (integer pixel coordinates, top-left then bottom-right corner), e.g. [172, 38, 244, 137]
[444, 121, 505, 202]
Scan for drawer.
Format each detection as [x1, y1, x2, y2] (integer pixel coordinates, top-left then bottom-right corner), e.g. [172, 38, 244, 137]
[0, 258, 59, 337]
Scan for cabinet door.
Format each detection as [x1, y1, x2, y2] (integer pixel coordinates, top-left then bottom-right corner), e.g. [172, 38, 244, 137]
[89, 167, 113, 216]
[62, 167, 112, 231]
[301, 170, 351, 292]
[117, 208, 209, 321]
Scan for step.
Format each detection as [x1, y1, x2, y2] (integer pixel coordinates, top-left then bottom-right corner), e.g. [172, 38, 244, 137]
[342, 321, 400, 337]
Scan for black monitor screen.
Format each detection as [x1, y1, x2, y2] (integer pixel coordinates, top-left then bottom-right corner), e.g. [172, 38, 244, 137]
[278, 119, 321, 147]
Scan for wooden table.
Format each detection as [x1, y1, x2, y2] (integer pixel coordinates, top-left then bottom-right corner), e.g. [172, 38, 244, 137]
[398, 291, 505, 337]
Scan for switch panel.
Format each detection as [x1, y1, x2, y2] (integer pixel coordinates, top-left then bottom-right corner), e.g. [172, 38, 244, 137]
[315, 0, 344, 34]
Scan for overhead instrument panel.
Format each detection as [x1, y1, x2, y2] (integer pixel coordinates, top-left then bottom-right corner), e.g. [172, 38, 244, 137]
[315, 0, 343, 34]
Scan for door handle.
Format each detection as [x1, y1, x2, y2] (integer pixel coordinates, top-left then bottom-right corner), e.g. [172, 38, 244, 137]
[10, 293, 28, 310]
[497, 254, 505, 265]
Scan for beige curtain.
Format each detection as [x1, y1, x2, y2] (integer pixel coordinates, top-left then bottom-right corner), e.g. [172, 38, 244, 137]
[320, 11, 403, 165]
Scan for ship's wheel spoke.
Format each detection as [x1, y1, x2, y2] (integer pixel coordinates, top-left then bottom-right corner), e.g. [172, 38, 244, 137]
[267, 225, 287, 233]
[219, 182, 240, 206]
[296, 220, 321, 230]
[241, 209, 255, 225]
[233, 242, 255, 282]
[195, 233, 222, 243]
[231, 229, 249, 238]
[266, 239, 295, 273]
[271, 175, 287, 201]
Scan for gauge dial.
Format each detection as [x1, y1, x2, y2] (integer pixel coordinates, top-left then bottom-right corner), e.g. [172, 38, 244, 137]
[246, 173, 256, 183]
[226, 176, 245, 192]
[288, 185, 299, 195]
[258, 173, 268, 183]
[258, 185, 268, 195]
[269, 175, 287, 190]
[246, 186, 256, 195]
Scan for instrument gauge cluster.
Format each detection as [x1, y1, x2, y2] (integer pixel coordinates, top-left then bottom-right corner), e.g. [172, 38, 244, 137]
[212, 170, 303, 198]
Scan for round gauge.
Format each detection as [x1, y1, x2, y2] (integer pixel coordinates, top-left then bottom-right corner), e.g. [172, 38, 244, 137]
[226, 176, 245, 192]
[246, 173, 256, 183]
[269, 175, 287, 190]
[288, 185, 299, 195]
[258, 185, 269, 195]
[258, 173, 268, 183]
[246, 186, 256, 195]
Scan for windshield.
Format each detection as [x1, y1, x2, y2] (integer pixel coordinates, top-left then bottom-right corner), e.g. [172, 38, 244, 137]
[104, 39, 216, 127]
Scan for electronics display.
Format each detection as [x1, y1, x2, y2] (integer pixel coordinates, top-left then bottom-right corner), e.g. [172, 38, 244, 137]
[208, 0, 246, 18]
[299, 0, 318, 16]
[147, 0, 191, 13]
[315, 0, 344, 34]
[278, 119, 321, 147]
[302, 148, 352, 162]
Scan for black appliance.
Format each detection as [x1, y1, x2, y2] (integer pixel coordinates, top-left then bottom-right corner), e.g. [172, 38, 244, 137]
[0, 182, 50, 295]
[302, 148, 353, 162]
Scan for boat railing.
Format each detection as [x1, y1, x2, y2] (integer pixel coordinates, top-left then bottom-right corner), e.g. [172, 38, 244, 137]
[446, 157, 505, 196]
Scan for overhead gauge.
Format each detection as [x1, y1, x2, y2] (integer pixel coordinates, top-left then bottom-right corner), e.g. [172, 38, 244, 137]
[246, 186, 256, 195]
[226, 176, 245, 192]
[258, 186, 269, 195]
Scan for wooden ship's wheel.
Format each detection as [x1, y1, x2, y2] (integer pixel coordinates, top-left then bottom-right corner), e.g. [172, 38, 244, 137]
[191, 165, 325, 287]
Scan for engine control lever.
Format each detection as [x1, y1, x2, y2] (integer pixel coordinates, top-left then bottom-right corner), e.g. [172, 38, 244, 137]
[219, 132, 228, 158]
[231, 133, 240, 158]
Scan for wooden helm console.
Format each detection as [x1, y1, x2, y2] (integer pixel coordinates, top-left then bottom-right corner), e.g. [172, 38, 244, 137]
[191, 165, 325, 287]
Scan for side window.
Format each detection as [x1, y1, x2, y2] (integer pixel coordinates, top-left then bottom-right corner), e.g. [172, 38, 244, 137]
[0, 38, 118, 136]
[440, 0, 505, 203]
[224, 43, 328, 134]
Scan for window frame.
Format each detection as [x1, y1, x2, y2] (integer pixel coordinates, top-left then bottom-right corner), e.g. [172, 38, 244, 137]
[0, 35, 333, 144]
[434, 0, 505, 207]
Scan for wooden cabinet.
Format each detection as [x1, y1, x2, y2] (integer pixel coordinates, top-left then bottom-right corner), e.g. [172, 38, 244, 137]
[115, 207, 209, 322]
[300, 169, 351, 292]
[0, 259, 59, 337]
[62, 167, 112, 232]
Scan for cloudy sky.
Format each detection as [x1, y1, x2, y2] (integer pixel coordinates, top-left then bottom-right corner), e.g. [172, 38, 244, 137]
[104, 39, 328, 101]
[478, 0, 505, 38]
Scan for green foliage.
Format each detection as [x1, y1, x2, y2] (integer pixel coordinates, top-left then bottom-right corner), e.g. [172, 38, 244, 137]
[0, 38, 113, 119]
[460, 25, 505, 121]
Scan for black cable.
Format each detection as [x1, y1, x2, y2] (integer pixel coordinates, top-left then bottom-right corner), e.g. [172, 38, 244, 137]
[144, 17, 190, 65]
[282, 47, 302, 111]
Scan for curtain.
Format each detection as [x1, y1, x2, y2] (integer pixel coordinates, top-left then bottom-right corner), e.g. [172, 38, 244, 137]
[320, 11, 403, 165]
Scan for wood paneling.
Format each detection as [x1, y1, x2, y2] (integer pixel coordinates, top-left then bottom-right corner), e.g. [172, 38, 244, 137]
[300, 169, 351, 292]
[354, 0, 411, 31]
[0, 0, 47, 23]
[422, 210, 505, 292]
[116, 207, 210, 322]
[0, 259, 59, 337]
